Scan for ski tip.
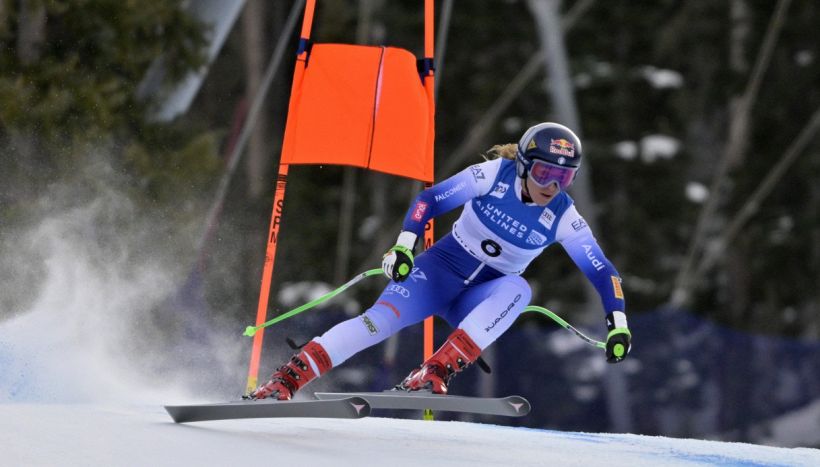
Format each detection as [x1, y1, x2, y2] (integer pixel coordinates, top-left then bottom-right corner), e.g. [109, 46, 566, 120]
[164, 405, 189, 424]
[505, 396, 531, 416]
[164, 397, 371, 423]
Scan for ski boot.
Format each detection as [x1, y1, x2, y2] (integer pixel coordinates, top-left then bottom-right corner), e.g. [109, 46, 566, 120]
[248, 341, 332, 400]
[396, 328, 482, 394]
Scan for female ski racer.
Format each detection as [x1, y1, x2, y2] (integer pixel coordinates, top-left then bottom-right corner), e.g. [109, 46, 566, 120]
[250, 122, 631, 400]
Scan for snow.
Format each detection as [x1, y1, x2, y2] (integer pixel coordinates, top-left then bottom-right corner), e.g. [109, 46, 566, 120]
[358, 215, 382, 240]
[613, 141, 639, 161]
[2, 403, 820, 466]
[640, 66, 684, 89]
[640, 135, 681, 163]
[613, 136, 681, 163]
[686, 181, 710, 203]
[758, 399, 820, 448]
[278, 280, 362, 315]
[769, 216, 794, 244]
[574, 63, 682, 90]
[795, 50, 814, 67]
[574, 60, 614, 89]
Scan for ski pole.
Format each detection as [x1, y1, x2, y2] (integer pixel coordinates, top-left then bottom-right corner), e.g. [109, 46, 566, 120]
[243, 268, 383, 337]
[524, 305, 606, 350]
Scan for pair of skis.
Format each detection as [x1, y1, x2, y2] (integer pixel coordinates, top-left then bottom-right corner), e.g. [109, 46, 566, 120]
[165, 391, 530, 423]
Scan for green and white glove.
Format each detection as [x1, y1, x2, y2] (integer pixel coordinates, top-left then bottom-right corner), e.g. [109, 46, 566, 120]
[382, 231, 417, 282]
[605, 311, 631, 364]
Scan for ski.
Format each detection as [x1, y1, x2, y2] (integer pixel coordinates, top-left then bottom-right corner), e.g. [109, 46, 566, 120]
[165, 396, 371, 423]
[314, 391, 530, 417]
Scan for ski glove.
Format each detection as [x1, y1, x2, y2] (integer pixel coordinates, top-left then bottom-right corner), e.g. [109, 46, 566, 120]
[605, 311, 631, 364]
[382, 231, 417, 282]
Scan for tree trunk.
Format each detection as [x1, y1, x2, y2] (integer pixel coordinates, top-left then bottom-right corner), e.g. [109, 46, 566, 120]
[334, 168, 358, 283]
[240, 0, 270, 324]
[242, 0, 271, 201]
[527, 0, 601, 323]
[527, 0, 632, 434]
[609, 1, 632, 292]
[17, 0, 46, 66]
[730, 0, 751, 74]
[0, 1, 8, 36]
[725, 0, 752, 326]
[808, 172, 820, 339]
[726, 235, 751, 325]
[672, 0, 790, 307]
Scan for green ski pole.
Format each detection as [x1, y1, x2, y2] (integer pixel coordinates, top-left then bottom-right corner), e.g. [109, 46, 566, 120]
[243, 268, 383, 337]
[524, 305, 606, 350]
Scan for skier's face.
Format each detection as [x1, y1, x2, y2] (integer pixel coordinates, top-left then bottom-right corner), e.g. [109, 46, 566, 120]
[525, 176, 560, 206]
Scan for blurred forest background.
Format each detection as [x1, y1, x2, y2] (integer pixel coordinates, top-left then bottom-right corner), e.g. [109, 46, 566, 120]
[1, 0, 819, 447]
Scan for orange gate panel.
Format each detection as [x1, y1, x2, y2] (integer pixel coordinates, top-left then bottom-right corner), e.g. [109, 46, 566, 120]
[281, 44, 433, 182]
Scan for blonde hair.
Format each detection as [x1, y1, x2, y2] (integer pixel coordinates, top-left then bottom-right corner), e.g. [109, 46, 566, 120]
[483, 143, 518, 161]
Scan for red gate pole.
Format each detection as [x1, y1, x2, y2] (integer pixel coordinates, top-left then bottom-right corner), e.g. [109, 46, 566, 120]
[422, 0, 436, 363]
[245, 0, 316, 395]
[421, 0, 436, 421]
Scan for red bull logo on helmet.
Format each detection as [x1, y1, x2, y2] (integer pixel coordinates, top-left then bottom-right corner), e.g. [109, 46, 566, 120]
[549, 138, 576, 157]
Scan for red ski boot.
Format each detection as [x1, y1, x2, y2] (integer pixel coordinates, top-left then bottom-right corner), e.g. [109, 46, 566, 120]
[248, 341, 332, 400]
[397, 328, 482, 394]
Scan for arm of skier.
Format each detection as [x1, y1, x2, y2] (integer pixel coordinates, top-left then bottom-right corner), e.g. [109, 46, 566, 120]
[556, 206, 631, 362]
[382, 159, 500, 281]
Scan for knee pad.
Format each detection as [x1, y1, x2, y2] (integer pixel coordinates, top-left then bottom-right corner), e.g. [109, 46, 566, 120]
[458, 276, 532, 350]
[503, 275, 532, 304]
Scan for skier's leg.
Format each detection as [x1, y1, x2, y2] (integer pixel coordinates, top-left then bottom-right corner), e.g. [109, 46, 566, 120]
[446, 274, 532, 350]
[250, 252, 463, 400]
[398, 275, 531, 394]
[315, 251, 465, 367]
[312, 294, 429, 366]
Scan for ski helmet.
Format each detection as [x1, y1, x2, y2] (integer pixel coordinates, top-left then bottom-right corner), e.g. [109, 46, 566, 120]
[515, 122, 582, 189]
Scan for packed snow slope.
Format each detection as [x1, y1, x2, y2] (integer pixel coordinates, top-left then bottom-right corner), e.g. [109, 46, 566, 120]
[2, 402, 820, 467]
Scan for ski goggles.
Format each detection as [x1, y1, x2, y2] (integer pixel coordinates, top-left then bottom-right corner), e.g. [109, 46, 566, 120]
[528, 159, 577, 190]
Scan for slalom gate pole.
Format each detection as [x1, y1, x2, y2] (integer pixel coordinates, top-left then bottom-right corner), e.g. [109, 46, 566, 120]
[524, 306, 606, 350]
[243, 269, 383, 337]
[244, 0, 317, 396]
[245, 163, 289, 394]
[421, 0, 437, 365]
[422, 0, 436, 423]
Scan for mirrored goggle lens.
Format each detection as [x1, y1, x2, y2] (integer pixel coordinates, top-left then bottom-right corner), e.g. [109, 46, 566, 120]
[529, 160, 576, 189]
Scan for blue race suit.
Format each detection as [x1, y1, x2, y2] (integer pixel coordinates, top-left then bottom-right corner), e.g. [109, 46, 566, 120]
[313, 158, 626, 369]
